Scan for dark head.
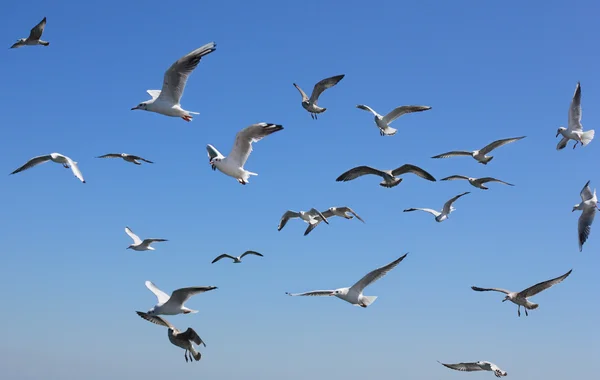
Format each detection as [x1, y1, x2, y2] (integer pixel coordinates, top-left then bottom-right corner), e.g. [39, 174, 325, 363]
[502, 295, 509, 302]
[556, 127, 566, 138]
[131, 102, 148, 111]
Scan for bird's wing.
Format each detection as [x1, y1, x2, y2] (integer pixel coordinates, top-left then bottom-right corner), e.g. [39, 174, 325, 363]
[438, 361, 484, 372]
[66, 157, 85, 183]
[144, 238, 168, 244]
[309, 208, 330, 224]
[169, 286, 217, 305]
[479, 136, 526, 155]
[135, 311, 175, 329]
[442, 192, 470, 215]
[403, 208, 441, 217]
[293, 83, 309, 102]
[470, 286, 510, 294]
[382, 105, 431, 124]
[391, 164, 436, 181]
[321, 209, 334, 218]
[125, 227, 143, 245]
[349, 253, 408, 294]
[304, 222, 321, 236]
[144, 281, 171, 304]
[568, 82, 582, 132]
[580, 180, 593, 201]
[308, 74, 345, 105]
[578, 208, 596, 252]
[129, 155, 154, 163]
[338, 206, 365, 223]
[211, 254, 236, 263]
[336, 166, 387, 182]
[278, 211, 301, 230]
[96, 154, 122, 159]
[431, 151, 472, 159]
[227, 123, 284, 167]
[285, 290, 334, 297]
[477, 177, 514, 186]
[157, 42, 216, 104]
[206, 144, 225, 161]
[556, 136, 570, 150]
[519, 269, 573, 298]
[10, 154, 52, 174]
[178, 328, 205, 347]
[240, 251, 263, 258]
[440, 175, 470, 181]
[28, 17, 46, 40]
[356, 104, 379, 116]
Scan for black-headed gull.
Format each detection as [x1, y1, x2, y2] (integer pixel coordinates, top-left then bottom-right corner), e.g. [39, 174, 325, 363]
[131, 42, 216, 122]
[96, 153, 153, 165]
[10, 153, 85, 183]
[10, 17, 49, 48]
[211, 250, 263, 264]
[356, 104, 431, 136]
[471, 269, 572, 317]
[556, 82, 595, 150]
[207, 122, 283, 185]
[572, 180, 599, 251]
[336, 164, 436, 188]
[301, 206, 365, 235]
[293, 74, 344, 119]
[431, 136, 525, 165]
[144, 280, 217, 316]
[136, 311, 206, 362]
[438, 361, 507, 377]
[440, 175, 514, 190]
[278, 208, 330, 236]
[125, 227, 167, 251]
[403, 192, 470, 222]
[286, 253, 408, 308]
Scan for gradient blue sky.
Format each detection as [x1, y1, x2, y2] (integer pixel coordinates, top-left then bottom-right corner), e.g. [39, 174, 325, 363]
[1, 1, 598, 379]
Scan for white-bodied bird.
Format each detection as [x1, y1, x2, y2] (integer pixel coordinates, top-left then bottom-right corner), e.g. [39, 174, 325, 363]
[10, 17, 49, 48]
[125, 227, 167, 251]
[403, 192, 470, 222]
[438, 361, 507, 377]
[336, 164, 436, 188]
[556, 82, 594, 150]
[431, 136, 525, 165]
[356, 104, 431, 136]
[211, 250, 263, 264]
[143, 280, 217, 316]
[10, 153, 85, 183]
[293, 74, 345, 119]
[572, 180, 599, 251]
[96, 153, 153, 165]
[278, 208, 330, 236]
[440, 175, 514, 190]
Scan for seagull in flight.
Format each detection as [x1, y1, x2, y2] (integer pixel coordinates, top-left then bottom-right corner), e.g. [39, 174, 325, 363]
[131, 42, 216, 122]
[211, 250, 263, 264]
[556, 82, 595, 150]
[286, 253, 408, 308]
[356, 104, 431, 136]
[207, 122, 283, 185]
[143, 280, 217, 316]
[437, 361, 507, 377]
[403, 192, 470, 222]
[572, 180, 599, 251]
[278, 209, 330, 236]
[431, 136, 525, 165]
[125, 227, 167, 251]
[300, 206, 365, 235]
[336, 164, 436, 188]
[96, 153, 153, 165]
[136, 311, 206, 363]
[293, 74, 345, 119]
[440, 175, 514, 190]
[10, 17, 49, 48]
[10, 153, 85, 183]
[471, 269, 572, 317]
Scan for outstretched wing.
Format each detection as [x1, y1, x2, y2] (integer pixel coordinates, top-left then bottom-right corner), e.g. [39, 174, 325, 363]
[568, 82, 582, 132]
[477, 177, 514, 186]
[391, 164, 436, 182]
[144, 281, 171, 304]
[129, 155, 154, 164]
[28, 17, 47, 40]
[10, 154, 52, 174]
[438, 361, 484, 372]
[580, 180, 593, 202]
[179, 328, 206, 347]
[403, 208, 441, 217]
[125, 227, 143, 245]
[169, 286, 218, 305]
[309, 74, 345, 105]
[211, 254, 236, 263]
[136, 311, 176, 329]
[579, 208, 596, 252]
[442, 192, 470, 215]
[96, 154, 122, 159]
[338, 206, 365, 223]
[470, 286, 510, 295]
[431, 151, 472, 159]
[336, 166, 387, 182]
[66, 157, 85, 183]
[278, 211, 301, 231]
[356, 104, 380, 117]
[440, 175, 470, 182]
[518, 269, 572, 298]
[240, 250, 263, 259]
[293, 83, 309, 102]
[285, 290, 334, 297]
[206, 144, 225, 162]
[382, 105, 431, 124]
[479, 136, 526, 155]
[227, 123, 284, 167]
[349, 253, 408, 294]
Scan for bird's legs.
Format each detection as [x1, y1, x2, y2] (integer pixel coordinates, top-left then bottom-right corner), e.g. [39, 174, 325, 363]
[310, 113, 315, 120]
[184, 350, 189, 362]
[525, 308, 528, 316]
[573, 140, 579, 149]
[238, 178, 247, 185]
[181, 115, 192, 122]
[62, 163, 70, 169]
[517, 305, 521, 317]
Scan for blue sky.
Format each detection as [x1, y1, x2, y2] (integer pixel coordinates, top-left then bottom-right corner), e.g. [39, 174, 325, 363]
[1, 0, 598, 379]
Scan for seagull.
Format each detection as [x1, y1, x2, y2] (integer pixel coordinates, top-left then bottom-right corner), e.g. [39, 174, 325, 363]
[293, 74, 345, 119]
[10, 17, 49, 48]
[136, 311, 206, 363]
[403, 192, 470, 222]
[286, 253, 408, 308]
[131, 42, 216, 122]
[143, 280, 217, 316]
[96, 153, 153, 165]
[336, 164, 436, 188]
[431, 136, 526, 165]
[278, 209, 330, 236]
[207, 122, 283, 185]
[437, 361, 507, 377]
[556, 82, 595, 150]
[573, 180, 599, 251]
[211, 250, 263, 264]
[440, 175, 514, 190]
[125, 227, 167, 251]
[471, 269, 572, 317]
[301, 206, 366, 235]
[356, 104, 431, 136]
[10, 153, 85, 183]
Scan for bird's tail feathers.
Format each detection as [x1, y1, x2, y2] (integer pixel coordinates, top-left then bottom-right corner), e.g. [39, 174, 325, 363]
[362, 296, 378, 306]
[526, 302, 539, 310]
[380, 178, 401, 188]
[189, 346, 202, 361]
[188, 111, 200, 115]
[382, 126, 397, 136]
[480, 156, 493, 164]
[182, 308, 199, 314]
[581, 130, 595, 146]
[40, 41, 50, 46]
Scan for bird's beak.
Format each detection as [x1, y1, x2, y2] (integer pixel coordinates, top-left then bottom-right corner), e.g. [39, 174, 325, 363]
[501, 299, 507, 302]
[329, 292, 335, 296]
[126, 246, 131, 250]
[555, 132, 560, 137]
[131, 106, 138, 110]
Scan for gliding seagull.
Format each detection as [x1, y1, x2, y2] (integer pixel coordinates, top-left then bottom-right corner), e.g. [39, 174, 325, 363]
[302, 206, 365, 236]
[403, 192, 470, 222]
[440, 175, 514, 190]
[143, 280, 217, 316]
[10, 17, 49, 48]
[431, 136, 525, 165]
[572, 180, 599, 251]
[10, 153, 85, 183]
[96, 153, 153, 165]
[212, 250, 263, 264]
[278, 209, 330, 236]
[356, 104, 431, 136]
[125, 227, 167, 251]
[556, 82, 595, 150]
[438, 361, 507, 377]
[336, 164, 436, 188]
[293, 74, 345, 119]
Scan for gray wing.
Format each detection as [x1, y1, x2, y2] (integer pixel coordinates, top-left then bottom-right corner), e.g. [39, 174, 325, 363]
[178, 328, 205, 347]
[158, 42, 216, 104]
[442, 192, 470, 214]
[136, 311, 176, 330]
[391, 164, 436, 181]
[356, 104, 380, 116]
[206, 144, 225, 161]
[304, 222, 321, 236]
[227, 123, 284, 167]
[471, 286, 510, 294]
[211, 254, 236, 264]
[580, 180, 593, 201]
[479, 136, 526, 155]
[336, 166, 387, 182]
[382, 105, 431, 124]
[278, 210, 301, 231]
[477, 177, 514, 186]
[143, 238, 168, 244]
[293, 83, 309, 102]
[309, 208, 329, 224]
[403, 208, 441, 217]
[10, 154, 52, 174]
[309, 74, 345, 105]
[28, 17, 46, 40]
[349, 253, 408, 294]
[239, 250, 263, 259]
[338, 206, 365, 223]
[440, 175, 470, 182]
[579, 208, 596, 252]
[568, 82, 582, 132]
[438, 361, 484, 372]
[129, 155, 154, 164]
[431, 151, 472, 159]
[169, 286, 218, 305]
[518, 269, 572, 298]
[285, 290, 334, 297]
[556, 136, 570, 150]
[96, 154, 122, 159]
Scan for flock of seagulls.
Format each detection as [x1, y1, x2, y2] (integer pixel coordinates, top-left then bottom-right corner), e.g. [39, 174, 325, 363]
[7, 16, 595, 375]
